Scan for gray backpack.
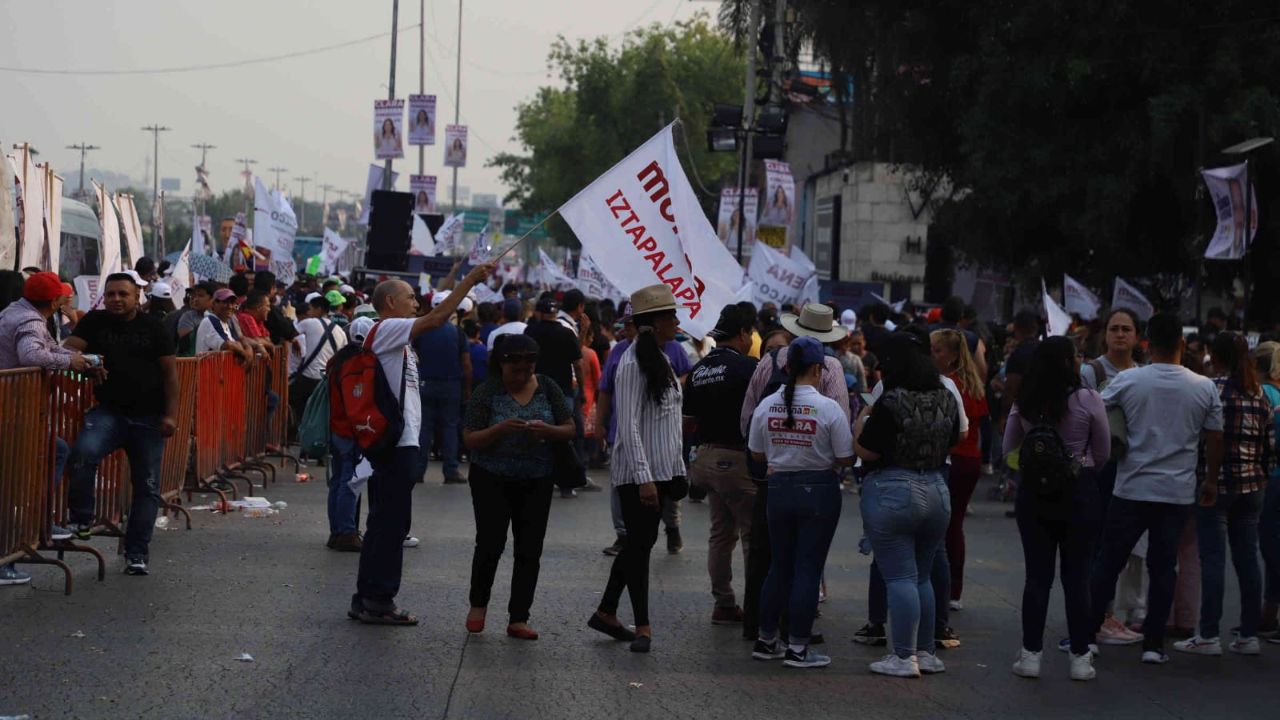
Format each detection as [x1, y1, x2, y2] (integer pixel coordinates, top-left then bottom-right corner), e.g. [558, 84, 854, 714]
[880, 387, 958, 470]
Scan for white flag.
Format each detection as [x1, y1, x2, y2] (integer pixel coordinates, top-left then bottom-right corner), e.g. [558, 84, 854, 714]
[169, 239, 192, 300]
[558, 122, 739, 338]
[1201, 162, 1257, 260]
[0, 151, 15, 270]
[43, 167, 62, 274]
[115, 194, 145, 268]
[577, 252, 624, 302]
[742, 241, 817, 309]
[191, 201, 206, 256]
[92, 180, 123, 310]
[254, 176, 298, 285]
[18, 151, 45, 270]
[1063, 274, 1101, 320]
[1111, 277, 1155, 322]
[321, 228, 351, 276]
[538, 248, 578, 290]
[435, 212, 465, 255]
[410, 214, 435, 256]
[1042, 280, 1072, 337]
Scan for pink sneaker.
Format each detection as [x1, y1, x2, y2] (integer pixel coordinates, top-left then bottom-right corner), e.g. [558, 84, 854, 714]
[1098, 616, 1143, 646]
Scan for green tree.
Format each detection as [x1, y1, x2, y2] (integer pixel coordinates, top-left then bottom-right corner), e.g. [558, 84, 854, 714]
[489, 16, 745, 244]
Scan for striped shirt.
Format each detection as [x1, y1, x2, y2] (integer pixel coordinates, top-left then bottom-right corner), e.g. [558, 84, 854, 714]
[610, 342, 686, 487]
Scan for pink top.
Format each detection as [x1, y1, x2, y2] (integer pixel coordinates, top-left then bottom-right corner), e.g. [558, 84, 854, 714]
[1003, 388, 1111, 468]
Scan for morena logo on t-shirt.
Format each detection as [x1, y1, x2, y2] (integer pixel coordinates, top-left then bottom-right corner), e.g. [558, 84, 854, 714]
[767, 416, 817, 434]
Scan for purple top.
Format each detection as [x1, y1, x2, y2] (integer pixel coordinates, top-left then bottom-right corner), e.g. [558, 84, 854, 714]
[0, 298, 74, 371]
[599, 338, 692, 443]
[1003, 387, 1111, 468]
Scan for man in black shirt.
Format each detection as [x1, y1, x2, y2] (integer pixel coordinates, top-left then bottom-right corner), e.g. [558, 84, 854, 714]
[523, 297, 593, 495]
[64, 271, 179, 576]
[683, 305, 759, 625]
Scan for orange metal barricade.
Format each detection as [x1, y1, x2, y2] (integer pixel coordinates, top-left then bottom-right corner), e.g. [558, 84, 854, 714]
[156, 358, 198, 529]
[0, 369, 56, 582]
[263, 344, 297, 472]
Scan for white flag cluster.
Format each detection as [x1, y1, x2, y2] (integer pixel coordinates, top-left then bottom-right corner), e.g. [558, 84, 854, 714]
[1111, 277, 1155, 322]
[1062, 274, 1102, 320]
[741, 241, 819, 310]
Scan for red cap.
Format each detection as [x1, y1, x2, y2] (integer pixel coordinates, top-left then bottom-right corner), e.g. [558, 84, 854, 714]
[60, 283, 74, 297]
[925, 307, 942, 324]
[22, 272, 64, 302]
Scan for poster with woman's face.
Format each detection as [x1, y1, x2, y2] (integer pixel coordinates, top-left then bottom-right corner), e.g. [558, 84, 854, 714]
[762, 160, 795, 228]
[410, 174, 437, 213]
[407, 94, 436, 146]
[444, 125, 468, 168]
[373, 99, 405, 160]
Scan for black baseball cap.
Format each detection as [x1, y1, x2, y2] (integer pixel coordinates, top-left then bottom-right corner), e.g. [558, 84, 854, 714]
[535, 297, 559, 314]
[708, 305, 750, 340]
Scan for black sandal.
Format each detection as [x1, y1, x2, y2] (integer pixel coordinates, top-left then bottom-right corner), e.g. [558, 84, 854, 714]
[588, 613, 636, 641]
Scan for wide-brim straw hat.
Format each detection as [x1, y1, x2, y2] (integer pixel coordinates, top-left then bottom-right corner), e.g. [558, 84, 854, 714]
[629, 284, 678, 316]
[780, 303, 848, 344]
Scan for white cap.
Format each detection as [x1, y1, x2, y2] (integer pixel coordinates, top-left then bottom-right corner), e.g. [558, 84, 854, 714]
[114, 269, 149, 288]
[458, 296, 474, 314]
[840, 309, 857, 331]
[304, 292, 322, 304]
[339, 284, 355, 295]
[431, 290, 450, 307]
[349, 316, 375, 343]
[149, 282, 173, 300]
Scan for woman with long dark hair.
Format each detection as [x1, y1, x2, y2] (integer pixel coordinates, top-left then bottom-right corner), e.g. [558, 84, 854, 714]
[1003, 336, 1109, 681]
[1175, 332, 1275, 657]
[746, 336, 854, 668]
[590, 285, 686, 653]
[855, 332, 960, 678]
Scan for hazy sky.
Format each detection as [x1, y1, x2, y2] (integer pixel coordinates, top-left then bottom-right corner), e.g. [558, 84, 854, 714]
[2, 0, 711, 203]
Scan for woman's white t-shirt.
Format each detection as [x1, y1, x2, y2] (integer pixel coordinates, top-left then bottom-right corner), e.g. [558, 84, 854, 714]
[748, 385, 854, 473]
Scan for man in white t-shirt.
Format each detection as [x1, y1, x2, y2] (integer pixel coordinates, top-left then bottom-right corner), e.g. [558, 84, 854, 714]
[486, 298, 527, 351]
[349, 262, 493, 625]
[195, 288, 253, 362]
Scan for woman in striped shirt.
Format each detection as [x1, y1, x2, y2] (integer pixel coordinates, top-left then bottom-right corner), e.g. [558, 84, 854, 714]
[589, 285, 687, 653]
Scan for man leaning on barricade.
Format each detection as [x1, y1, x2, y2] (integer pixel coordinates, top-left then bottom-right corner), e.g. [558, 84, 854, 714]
[0, 272, 95, 586]
[62, 270, 179, 577]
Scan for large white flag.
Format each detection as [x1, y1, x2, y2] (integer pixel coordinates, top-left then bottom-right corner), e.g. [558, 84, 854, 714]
[410, 214, 435, 256]
[741, 240, 816, 309]
[1111, 277, 1155, 322]
[43, 167, 62, 274]
[18, 150, 44, 271]
[537, 249, 578, 290]
[168, 239, 192, 301]
[1063, 274, 1102, 320]
[321, 228, 352, 275]
[0, 151, 15, 270]
[254, 176, 298, 285]
[92, 180, 123, 310]
[116, 193, 145, 268]
[435, 212, 465, 255]
[1201, 163, 1257, 260]
[577, 251, 625, 303]
[558, 122, 739, 338]
[1042, 280, 1072, 337]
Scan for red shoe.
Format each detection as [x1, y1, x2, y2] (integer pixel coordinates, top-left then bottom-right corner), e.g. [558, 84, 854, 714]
[506, 624, 539, 640]
[465, 616, 485, 634]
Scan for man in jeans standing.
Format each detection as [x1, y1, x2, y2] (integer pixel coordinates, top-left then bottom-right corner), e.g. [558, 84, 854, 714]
[64, 271, 179, 576]
[349, 264, 491, 625]
[683, 305, 759, 625]
[412, 291, 471, 484]
[1090, 313, 1225, 663]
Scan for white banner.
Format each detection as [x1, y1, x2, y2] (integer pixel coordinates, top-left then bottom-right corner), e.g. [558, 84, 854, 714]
[407, 94, 436, 146]
[1063, 273, 1101, 320]
[359, 164, 399, 225]
[224, 212, 249, 266]
[321, 228, 352, 275]
[717, 187, 758, 257]
[73, 275, 98, 313]
[43, 167, 62, 274]
[92, 180, 123, 310]
[168, 239, 192, 301]
[1201, 162, 1257, 260]
[444, 125, 468, 168]
[409, 215, 435, 256]
[0, 150, 14, 270]
[373, 99, 405, 159]
[411, 175, 438, 213]
[435, 211, 465, 255]
[760, 159, 796, 249]
[115, 193, 145, 268]
[577, 251, 624, 302]
[1043, 280, 1072, 337]
[742, 240, 817, 309]
[538, 248, 578, 291]
[19, 152, 44, 271]
[1112, 277, 1155, 322]
[191, 202, 206, 256]
[253, 176, 298, 285]
[558, 123, 739, 338]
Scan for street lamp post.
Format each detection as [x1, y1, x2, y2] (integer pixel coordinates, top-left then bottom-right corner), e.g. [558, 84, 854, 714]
[141, 124, 171, 258]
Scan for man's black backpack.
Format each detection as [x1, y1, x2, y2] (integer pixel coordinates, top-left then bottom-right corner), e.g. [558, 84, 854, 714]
[1019, 418, 1080, 502]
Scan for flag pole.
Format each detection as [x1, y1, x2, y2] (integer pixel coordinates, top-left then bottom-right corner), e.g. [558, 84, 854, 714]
[492, 211, 557, 263]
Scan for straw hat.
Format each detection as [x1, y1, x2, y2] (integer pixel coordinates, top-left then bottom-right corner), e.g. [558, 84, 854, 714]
[780, 303, 848, 344]
[629, 284, 678, 316]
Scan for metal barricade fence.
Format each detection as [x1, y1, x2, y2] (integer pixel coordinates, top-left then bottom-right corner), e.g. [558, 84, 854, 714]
[0, 369, 52, 580]
[157, 358, 198, 529]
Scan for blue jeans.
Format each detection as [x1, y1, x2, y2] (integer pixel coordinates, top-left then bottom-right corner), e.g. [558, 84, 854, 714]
[758, 470, 842, 645]
[1090, 496, 1190, 651]
[328, 434, 361, 536]
[67, 407, 166, 559]
[860, 467, 950, 658]
[416, 379, 462, 480]
[356, 445, 417, 606]
[867, 548, 950, 628]
[1197, 490, 1264, 639]
[1261, 477, 1280, 605]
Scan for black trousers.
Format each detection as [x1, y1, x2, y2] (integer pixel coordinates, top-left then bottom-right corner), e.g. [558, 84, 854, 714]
[468, 464, 555, 624]
[743, 480, 771, 637]
[599, 482, 671, 627]
[356, 446, 417, 607]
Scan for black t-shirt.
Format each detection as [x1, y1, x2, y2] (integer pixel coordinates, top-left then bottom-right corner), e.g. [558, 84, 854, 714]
[266, 304, 300, 343]
[683, 346, 758, 446]
[523, 320, 582, 395]
[863, 325, 892, 359]
[72, 310, 176, 417]
[1005, 338, 1039, 377]
[859, 387, 959, 471]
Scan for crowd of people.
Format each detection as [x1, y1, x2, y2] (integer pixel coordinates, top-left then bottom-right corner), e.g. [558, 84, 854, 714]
[2, 258, 1277, 682]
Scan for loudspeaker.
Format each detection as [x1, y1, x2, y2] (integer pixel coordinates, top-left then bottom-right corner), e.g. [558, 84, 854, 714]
[366, 190, 414, 271]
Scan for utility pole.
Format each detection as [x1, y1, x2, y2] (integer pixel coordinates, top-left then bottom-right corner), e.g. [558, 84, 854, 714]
[191, 142, 215, 220]
[735, 0, 761, 263]
[268, 166, 287, 190]
[235, 157, 257, 220]
[451, 0, 463, 211]
[384, 0, 400, 192]
[141, 124, 171, 258]
[65, 142, 100, 200]
[293, 175, 310, 230]
[419, 0, 426, 177]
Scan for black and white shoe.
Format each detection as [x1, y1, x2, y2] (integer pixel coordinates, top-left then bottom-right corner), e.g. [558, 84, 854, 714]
[752, 638, 786, 660]
[124, 557, 149, 576]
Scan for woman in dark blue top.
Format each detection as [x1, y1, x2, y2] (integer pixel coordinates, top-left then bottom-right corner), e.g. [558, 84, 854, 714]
[462, 334, 574, 640]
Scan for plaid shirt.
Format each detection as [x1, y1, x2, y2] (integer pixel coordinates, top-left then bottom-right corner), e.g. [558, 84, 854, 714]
[1203, 377, 1276, 494]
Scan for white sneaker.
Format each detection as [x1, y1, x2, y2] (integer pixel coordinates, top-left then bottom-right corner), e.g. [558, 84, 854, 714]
[403, 536, 420, 548]
[1229, 636, 1261, 656]
[1011, 648, 1041, 678]
[1141, 650, 1170, 664]
[870, 654, 920, 678]
[1070, 652, 1096, 681]
[949, 599, 963, 612]
[917, 651, 946, 674]
[1173, 635, 1222, 656]
[1057, 638, 1099, 656]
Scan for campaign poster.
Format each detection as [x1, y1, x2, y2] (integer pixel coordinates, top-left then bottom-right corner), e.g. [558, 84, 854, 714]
[760, 159, 796, 245]
[716, 187, 758, 256]
[407, 94, 437, 146]
[444, 125, 468, 168]
[373, 99, 405, 160]
[410, 175, 438, 213]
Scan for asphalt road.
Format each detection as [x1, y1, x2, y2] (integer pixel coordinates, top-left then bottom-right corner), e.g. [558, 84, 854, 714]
[1, 460, 1272, 719]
